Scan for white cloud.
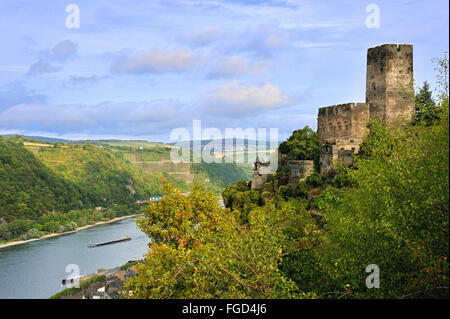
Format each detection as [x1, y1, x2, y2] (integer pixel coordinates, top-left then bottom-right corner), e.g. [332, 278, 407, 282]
[0, 100, 185, 135]
[206, 55, 267, 79]
[111, 48, 202, 74]
[211, 80, 290, 108]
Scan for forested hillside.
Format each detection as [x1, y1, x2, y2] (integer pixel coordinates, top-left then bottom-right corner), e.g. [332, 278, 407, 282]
[0, 135, 254, 242]
[0, 137, 85, 221]
[0, 137, 190, 241]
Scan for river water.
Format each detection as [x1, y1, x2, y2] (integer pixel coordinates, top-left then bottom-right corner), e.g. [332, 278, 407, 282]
[0, 216, 151, 299]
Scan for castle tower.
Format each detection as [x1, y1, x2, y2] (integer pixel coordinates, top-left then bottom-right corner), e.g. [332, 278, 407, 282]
[366, 44, 414, 126]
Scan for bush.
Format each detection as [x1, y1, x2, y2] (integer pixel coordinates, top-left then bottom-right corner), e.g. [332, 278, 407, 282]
[304, 172, 324, 188]
[43, 221, 60, 233]
[7, 219, 32, 238]
[65, 222, 77, 231]
[20, 228, 42, 240]
[332, 166, 354, 188]
[294, 181, 308, 199]
[278, 185, 293, 200]
[261, 191, 273, 204]
[0, 224, 12, 240]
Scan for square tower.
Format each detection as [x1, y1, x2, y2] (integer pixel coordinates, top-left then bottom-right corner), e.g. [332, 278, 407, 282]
[366, 44, 414, 126]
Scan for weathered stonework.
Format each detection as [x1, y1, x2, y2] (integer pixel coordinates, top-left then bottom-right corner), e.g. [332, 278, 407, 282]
[318, 44, 415, 176]
[286, 160, 314, 187]
[251, 159, 273, 190]
[366, 44, 415, 126]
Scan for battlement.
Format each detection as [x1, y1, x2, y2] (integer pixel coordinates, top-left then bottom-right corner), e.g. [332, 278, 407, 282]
[318, 103, 369, 145]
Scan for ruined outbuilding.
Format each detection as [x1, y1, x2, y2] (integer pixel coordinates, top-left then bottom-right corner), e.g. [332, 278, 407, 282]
[251, 156, 273, 190]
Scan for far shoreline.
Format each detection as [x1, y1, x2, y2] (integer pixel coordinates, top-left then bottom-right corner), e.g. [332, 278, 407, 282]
[0, 213, 143, 250]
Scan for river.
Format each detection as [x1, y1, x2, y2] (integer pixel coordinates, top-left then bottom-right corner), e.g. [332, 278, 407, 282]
[0, 216, 151, 299]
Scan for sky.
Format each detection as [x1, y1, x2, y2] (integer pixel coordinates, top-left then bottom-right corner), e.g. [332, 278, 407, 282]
[0, 0, 448, 142]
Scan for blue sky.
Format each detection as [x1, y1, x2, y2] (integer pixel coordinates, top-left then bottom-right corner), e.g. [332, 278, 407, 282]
[0, 0, 448, 142]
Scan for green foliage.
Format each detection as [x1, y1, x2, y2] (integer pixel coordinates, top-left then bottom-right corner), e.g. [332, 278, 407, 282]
[191, 163, 253, 195]
[20, 228, 42, 241]
[278, 185, 293, 200]
[43, 221, 60, 233]
[294, 181, 308, 199]
[278, 126, 319, 169]
[123, 182, 313, 299]
[414, 81, 440, 125]
[0, 138, 85, 222]
[120, 260, 139, 271]
[222, 181, 261, 223]
[332, 165, 354, 188]
[6, 219, 32, 238]
[357, 119, 394, 160]
[316, 96, 449, 298]
[0, 136, 180, 241]
[304, 172, 325, 189]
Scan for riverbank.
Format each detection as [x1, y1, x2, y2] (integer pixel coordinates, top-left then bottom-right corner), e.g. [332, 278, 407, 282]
[0, 214, 142, 250]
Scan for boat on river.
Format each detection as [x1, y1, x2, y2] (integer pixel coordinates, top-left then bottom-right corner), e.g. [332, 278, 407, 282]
[88, 236, 131, 248]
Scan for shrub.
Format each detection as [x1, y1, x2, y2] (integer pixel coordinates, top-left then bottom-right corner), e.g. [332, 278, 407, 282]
[278, 185, 293, 200]
[43, 221, 60, 233]
[304, 172, 324, 188]
[294, 181, 308, 199]
[0, 224, 12, 240]
[20, 228, 42, 240]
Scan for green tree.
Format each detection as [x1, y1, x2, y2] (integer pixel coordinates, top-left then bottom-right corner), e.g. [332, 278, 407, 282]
[414, 81, 439, 125]
[278, 126, 319, 169]
[122, 182, 310, 299]
[317, 96, 449, 298]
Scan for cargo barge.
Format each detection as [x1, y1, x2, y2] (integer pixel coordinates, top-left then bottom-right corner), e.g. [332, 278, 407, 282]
[88, 236, 131, 248]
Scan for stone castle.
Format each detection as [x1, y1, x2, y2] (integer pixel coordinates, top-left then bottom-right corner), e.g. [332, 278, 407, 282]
[318, 44, 414, 175]
[252, 43, 415, 189]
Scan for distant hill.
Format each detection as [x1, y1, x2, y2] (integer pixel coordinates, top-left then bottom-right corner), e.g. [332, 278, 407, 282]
[0, 136, 187, 223]
[2, 134, 69, 143]
[0, 134, 255, 226]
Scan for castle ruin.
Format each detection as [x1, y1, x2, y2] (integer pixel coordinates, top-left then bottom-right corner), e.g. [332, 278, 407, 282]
[251, 43, 415, 189]
[318, 44, 414, 176]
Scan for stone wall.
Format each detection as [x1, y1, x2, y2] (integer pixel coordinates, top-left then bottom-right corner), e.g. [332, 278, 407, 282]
[317, 103, 369, 175]
[366, 44, 414, 126]
[286, 160, 314, 187]
[251, 162, 273, 190]
[318, 103, 369, 145]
